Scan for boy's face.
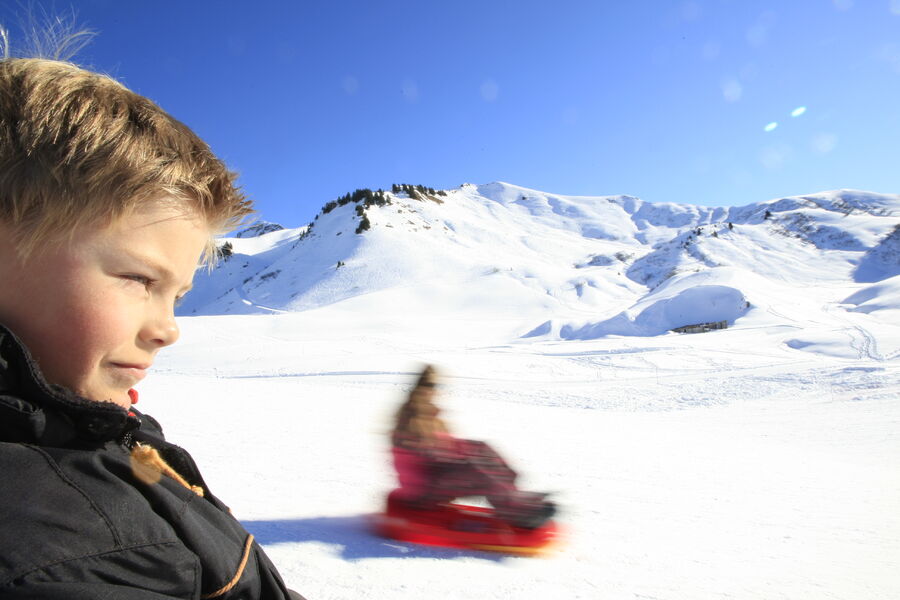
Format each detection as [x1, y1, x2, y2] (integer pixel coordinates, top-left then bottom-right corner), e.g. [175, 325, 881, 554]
[0, 204, 210, 409]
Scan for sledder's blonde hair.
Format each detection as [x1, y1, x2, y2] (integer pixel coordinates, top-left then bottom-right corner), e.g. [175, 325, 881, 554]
[0, 58, 253, 260]
[392, 365, 449, 446]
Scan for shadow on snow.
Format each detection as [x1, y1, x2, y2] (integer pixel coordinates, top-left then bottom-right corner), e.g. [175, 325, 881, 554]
[242, 515, 505, 563]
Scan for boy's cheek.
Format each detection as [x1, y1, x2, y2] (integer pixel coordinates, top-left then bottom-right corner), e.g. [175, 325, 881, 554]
[25, 302, 129, 395]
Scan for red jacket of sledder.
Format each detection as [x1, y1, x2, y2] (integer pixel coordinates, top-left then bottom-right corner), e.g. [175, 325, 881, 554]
[0, 323, 303, 600]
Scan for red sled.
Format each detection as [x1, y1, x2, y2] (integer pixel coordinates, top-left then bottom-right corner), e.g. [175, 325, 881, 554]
[371, 489, 562, 556]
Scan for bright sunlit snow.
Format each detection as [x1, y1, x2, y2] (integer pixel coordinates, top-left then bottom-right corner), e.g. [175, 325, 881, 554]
[143, 184, 899, 599]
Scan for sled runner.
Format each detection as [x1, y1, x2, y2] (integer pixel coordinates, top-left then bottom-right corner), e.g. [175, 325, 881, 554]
[371, 489, 562, 556]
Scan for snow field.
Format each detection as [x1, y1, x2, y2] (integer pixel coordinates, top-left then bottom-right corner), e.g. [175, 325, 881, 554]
[143, 309, 900, 600]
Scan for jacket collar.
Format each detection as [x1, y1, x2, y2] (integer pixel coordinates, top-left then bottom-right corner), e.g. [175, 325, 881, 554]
[0, 323, 138, 446]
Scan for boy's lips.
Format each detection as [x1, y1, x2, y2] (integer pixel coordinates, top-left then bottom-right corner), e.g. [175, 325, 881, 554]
[110, 362, 150, 382]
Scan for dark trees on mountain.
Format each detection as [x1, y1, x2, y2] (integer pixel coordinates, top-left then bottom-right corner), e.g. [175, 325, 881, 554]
[217, 241, 233, 261]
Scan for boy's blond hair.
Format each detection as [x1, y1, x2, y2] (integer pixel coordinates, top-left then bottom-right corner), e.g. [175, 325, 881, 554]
[0, 58, 253, 259]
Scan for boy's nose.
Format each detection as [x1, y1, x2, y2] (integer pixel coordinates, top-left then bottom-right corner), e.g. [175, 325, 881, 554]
[141, 312, 180, 347]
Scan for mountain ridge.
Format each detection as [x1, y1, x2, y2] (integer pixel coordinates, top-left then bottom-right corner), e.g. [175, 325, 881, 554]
[179, 182, 899, 346]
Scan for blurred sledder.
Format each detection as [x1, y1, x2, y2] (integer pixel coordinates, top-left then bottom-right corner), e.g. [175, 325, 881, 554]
[372, 366, 561, 555]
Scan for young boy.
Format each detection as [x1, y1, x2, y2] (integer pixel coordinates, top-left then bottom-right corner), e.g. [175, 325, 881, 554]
[0, 58, 304, 599]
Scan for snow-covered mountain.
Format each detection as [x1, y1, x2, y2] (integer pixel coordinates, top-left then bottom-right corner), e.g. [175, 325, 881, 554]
[180, 182, 899, 348]
[232, 220, 285, 238]
[156, 182, 900, 599]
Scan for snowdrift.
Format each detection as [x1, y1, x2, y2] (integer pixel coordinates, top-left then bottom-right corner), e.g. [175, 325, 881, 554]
[843, 275, 900, 315]
[558, 269, 753, 338]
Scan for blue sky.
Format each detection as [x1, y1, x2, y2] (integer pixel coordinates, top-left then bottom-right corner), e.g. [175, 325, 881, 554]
[2, 1, 898, 226]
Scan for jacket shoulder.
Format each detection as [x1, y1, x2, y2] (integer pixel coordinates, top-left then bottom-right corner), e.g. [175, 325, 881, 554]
[0, 443, 120, 571]
[0, 443, 191, 588]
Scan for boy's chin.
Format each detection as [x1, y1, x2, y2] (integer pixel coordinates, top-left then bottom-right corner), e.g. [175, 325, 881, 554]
[78, 385, 133, 410]
[104, 393, 133, 410]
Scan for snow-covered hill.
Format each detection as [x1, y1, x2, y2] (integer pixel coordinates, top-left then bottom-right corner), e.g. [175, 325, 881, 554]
[153, 183, 900, 599]
[180, 182, 900, 351]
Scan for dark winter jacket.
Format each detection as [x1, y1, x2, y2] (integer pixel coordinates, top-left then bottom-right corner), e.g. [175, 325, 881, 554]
[0, 323, 304, 600]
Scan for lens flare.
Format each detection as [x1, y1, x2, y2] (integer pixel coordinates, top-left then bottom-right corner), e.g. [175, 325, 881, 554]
[480, 79, 499, 103]
[721, 78, 742, 102]
[764, 122, 778, 132]
[791, 106, 807, 117]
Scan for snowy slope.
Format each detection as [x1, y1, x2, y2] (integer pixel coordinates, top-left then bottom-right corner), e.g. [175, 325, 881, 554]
[146, 183, 900, 599]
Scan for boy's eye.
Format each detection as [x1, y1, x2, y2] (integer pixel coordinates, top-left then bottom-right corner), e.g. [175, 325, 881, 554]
[122, 273, 187, 305]
[123, 274, 154, 287]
